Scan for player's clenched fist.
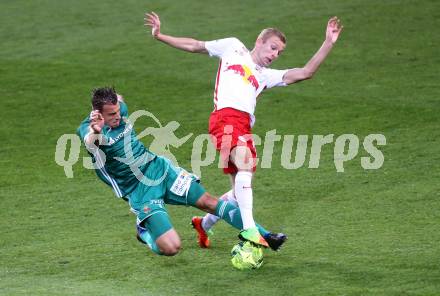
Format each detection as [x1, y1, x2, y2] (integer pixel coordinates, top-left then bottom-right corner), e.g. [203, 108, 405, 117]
[90, 110, 104, 133]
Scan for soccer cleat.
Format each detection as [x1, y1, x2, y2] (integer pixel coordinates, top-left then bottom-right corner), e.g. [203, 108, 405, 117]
[238, 227, 269, 248]
[264, 232, 288, 251]
[191, 216, 210, 248]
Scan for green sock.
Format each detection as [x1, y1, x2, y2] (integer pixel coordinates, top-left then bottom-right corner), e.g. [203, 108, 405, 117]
[139, 226, 162, 255]
[256, 224, 269, 237]
[215, 200, 269, 237]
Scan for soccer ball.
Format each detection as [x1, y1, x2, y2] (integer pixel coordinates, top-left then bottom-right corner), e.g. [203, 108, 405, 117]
[230, 241, 264, 270]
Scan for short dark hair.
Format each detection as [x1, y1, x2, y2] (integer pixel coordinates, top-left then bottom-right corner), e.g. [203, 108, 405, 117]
[91, 87, 118, 111]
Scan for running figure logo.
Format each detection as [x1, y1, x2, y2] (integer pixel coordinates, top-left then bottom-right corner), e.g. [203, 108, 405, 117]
[137, 118, 193, 166]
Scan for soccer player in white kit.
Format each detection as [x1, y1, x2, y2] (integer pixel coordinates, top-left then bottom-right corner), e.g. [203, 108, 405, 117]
[145, 12, 343, 249]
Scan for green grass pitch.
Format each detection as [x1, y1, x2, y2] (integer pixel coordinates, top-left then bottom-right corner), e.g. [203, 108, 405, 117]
[1, 0, 439, 295]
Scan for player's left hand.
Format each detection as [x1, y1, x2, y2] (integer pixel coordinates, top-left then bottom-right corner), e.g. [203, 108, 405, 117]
[326, 16, 343, 44]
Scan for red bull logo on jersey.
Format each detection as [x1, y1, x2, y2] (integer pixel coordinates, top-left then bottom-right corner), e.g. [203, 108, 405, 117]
[225, 64, 260, 90]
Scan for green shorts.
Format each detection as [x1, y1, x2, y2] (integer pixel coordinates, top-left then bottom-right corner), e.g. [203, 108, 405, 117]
[128, 156, 206, 239]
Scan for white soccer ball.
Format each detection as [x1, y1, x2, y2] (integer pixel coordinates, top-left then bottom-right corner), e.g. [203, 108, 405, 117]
[230, 241, 264, 270]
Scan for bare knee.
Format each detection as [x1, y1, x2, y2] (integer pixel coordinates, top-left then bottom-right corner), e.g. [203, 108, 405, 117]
[156, 229, 181, 256]
[230, 146, 254, 172]
[160, 242, 181, 256]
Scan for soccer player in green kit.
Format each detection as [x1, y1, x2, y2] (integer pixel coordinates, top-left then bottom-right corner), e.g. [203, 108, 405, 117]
[77, 87, 286, 256]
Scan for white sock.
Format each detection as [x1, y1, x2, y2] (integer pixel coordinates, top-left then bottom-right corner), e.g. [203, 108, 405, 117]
[201, 190, 237, 231]
[234, 171, 255, 230]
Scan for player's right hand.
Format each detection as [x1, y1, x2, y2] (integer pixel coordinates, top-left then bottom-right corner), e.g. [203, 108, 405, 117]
[325, 16, 343, 44]
[145, 11, 161, 37]
[90, 110, 104, 133]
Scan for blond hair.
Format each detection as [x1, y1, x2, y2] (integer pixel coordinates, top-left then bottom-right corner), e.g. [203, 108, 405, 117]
[257, 28, 286, 44]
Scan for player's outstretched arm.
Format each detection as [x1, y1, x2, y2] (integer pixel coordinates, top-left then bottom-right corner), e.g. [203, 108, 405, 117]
[283, 17, 343, 85]
[145, 11, 207, 54]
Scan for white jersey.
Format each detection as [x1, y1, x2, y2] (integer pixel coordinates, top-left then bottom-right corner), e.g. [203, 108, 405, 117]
[205, 37, 288, 116]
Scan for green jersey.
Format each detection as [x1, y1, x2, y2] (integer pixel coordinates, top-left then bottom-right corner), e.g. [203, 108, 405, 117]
[77, 101, 156, 198]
